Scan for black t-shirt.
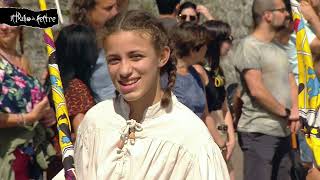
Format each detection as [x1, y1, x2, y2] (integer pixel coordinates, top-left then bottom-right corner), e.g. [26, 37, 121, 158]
[205, 69, 226, 111]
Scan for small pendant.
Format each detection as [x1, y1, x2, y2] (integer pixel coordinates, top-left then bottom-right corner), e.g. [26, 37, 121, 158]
[129, 131, 135, 145]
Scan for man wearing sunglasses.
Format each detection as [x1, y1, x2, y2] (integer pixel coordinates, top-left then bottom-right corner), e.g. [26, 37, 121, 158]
[233, 0, 299, 179]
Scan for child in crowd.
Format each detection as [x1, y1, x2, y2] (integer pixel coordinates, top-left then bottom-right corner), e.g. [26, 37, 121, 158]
[74, 10, 229, 180]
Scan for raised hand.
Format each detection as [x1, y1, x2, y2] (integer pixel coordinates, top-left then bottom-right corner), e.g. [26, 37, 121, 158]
[196, 5, 214, 20]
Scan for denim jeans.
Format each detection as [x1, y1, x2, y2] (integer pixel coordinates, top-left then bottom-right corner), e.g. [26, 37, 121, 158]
[297, 131, 314, 163]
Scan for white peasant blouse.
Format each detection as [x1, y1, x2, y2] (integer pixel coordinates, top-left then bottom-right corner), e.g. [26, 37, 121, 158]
[74, 95, 229, 180]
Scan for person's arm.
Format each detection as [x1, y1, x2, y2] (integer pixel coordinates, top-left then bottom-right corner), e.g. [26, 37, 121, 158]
[194, 65, 225, 147]
[202, 104, 225, 148]
[310, 39, 320, 55]
[224, 106, 236, 160]
[0, 113, 35, 128]
[195, 66, 225, 147]
[300, 1, 320, 54]
[72, 113, 85, 136]
[0, 97, 51, 128]
[243, 69, 288, 118]
[288, 73, 301, 133]
[196, 5, 214, 20]
[300, 1, 320, 38]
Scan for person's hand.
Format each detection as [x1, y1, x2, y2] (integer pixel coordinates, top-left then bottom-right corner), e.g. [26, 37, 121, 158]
[40, 108, 56, 127]
[289, 119, 301, 133]
[287, 106, 301, 133]
[289, 106, 299, 121]
[26, 97, 50, 123]
[196, 5, 214, 20]
[226, 138, 235, 160]
[300, 1, 319, 23]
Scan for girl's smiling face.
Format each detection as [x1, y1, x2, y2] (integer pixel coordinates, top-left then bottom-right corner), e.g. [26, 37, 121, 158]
[104, 30, 169, 102]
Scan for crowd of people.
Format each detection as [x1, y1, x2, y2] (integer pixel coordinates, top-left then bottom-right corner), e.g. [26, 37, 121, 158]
[0, 0, 320, 179]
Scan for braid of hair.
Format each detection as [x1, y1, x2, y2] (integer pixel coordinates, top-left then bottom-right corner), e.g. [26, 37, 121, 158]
[160, 51, 177, 108]
[71, 0, 96, 25]
[78, 8, 88, 25]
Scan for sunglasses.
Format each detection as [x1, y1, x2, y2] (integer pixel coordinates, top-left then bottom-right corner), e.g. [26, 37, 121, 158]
[179, 14, 197, 22]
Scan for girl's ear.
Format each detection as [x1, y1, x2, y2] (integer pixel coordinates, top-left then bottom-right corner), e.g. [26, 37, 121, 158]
[158, 46, 170, 67]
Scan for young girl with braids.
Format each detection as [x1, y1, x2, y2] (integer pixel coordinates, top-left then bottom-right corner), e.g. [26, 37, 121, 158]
[74, 10, 229, 180]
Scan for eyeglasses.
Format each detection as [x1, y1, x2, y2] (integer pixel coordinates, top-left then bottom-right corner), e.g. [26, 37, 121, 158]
[269, 7, 287, 13]
[179, 14, 197, 22]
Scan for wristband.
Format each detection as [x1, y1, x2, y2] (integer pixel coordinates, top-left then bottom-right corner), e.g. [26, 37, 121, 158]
[281, 108, 291, 119]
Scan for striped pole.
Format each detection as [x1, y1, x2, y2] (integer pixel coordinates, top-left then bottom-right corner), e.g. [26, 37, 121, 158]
[38, 0, 76, 178]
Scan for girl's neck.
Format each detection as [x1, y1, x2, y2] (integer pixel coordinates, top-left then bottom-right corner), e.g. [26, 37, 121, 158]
[127, 79, 163, 122]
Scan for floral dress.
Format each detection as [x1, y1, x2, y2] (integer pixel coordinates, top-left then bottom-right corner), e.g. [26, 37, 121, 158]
[0, 57, 45, 113]
[0, 57, 55, 180]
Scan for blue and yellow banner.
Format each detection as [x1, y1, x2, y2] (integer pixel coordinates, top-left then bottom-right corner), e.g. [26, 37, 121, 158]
[291, 0, 320, 167]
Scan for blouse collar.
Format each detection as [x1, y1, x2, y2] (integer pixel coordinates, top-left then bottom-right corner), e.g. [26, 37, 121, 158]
[117, 94, 177, 122]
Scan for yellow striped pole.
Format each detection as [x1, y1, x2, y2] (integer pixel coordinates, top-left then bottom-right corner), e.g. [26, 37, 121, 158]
[38, 0, 76, 178]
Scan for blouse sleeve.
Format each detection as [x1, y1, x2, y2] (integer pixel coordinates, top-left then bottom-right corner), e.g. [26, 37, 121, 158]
[65, 79, 95, 117]
[186, 140, 230, 180]
[74, 118, 99, 180]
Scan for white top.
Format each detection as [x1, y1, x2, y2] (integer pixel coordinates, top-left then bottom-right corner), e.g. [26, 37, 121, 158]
[74, 95, 229, 180]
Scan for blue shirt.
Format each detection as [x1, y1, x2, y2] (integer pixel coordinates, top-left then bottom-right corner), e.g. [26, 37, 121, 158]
[161, 66, 206, 118]
[90, 50, 115, 102]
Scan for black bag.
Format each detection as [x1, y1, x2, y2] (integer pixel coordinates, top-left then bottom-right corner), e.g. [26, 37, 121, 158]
[290, 133, 308, 180]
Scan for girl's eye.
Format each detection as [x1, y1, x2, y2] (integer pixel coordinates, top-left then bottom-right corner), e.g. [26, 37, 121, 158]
[131, 54, 144, 61]
[107, 58, 120, 65]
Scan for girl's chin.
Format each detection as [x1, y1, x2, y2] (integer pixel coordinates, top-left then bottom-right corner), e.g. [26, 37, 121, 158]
[120, 92, 142, 102]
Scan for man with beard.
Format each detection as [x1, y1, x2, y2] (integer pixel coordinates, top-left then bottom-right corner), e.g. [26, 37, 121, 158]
[233, 0, 300, 179]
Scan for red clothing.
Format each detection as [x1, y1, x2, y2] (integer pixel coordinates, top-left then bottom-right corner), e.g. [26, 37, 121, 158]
[65, 78, 95, 118]
[12, 149, 30, 180]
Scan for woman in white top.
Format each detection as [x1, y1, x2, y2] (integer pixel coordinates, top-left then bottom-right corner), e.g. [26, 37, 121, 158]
[74, 10, 229, 180]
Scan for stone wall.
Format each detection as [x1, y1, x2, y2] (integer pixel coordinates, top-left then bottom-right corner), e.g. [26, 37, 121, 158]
[18, 0, 254, 82]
